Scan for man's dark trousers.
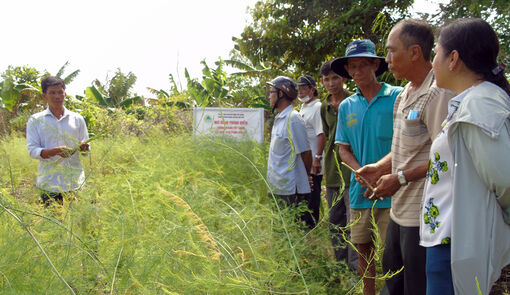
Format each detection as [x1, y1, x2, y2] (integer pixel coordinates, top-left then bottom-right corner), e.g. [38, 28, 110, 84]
[381, 218, 426, 295]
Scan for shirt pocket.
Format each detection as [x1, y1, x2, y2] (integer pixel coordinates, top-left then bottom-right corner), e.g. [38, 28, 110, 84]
[375, 112, 394, 141]
[399, 118, 430, 151]
[270, 124, 288, 156]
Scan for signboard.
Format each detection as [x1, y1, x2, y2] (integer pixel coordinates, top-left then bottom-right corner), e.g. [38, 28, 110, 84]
[193, 107, 265, 144]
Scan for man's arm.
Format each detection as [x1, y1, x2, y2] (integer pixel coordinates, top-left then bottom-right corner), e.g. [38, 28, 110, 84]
[312, 133, 326, 174]
[356, 152, 392, 190]
[78, 115, 90, 154]
[372, 160, 429, 199]
[338, 143, 360, 171]
[26, 117, 73, 159]
[301, 150, 313, 177]
[40, 146, 75, 159]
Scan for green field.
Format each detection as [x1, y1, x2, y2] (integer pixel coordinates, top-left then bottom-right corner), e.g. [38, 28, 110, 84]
[0, 132, 362, 294]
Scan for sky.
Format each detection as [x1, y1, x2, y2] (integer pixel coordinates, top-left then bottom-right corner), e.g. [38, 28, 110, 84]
[1, 0, 447, 98]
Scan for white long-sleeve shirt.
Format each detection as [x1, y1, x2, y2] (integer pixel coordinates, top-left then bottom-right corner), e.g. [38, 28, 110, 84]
[26, 107, 89, 192]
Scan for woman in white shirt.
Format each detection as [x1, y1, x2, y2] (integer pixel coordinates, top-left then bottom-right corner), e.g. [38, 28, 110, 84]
[421, 18, 510, 294]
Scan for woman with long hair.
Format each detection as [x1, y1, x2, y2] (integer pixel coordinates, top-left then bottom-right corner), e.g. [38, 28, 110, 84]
[420, 18, 510, 294]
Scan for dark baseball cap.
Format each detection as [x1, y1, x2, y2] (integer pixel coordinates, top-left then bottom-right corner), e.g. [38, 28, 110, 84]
[296, 75, 316, 87]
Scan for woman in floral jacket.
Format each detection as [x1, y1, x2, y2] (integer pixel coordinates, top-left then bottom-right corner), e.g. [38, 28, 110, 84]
[420, 18, 510, 294]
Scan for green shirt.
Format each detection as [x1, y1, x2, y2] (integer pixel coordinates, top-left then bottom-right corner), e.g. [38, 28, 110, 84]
[320, 93, 352, 188]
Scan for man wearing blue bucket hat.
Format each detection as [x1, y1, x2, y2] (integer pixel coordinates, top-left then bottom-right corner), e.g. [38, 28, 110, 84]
[332, 39, 402, 295]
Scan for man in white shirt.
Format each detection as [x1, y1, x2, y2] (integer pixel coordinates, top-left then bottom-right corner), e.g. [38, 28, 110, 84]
[297, 75, 325, 228]
[266, 76, 312, 226]
[26, 76, 90, 206]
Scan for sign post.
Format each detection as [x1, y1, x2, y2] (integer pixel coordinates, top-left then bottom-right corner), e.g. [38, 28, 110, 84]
[193, 107, 265, 144]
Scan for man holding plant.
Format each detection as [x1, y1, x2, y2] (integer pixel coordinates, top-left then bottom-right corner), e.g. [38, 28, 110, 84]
[332, 39, 402, 295]
[26, 76, 89, 206]
[357, 20, 454, 295]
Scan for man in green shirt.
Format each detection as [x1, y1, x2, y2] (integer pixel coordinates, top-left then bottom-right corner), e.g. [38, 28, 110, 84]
[318, 60, 356, 269]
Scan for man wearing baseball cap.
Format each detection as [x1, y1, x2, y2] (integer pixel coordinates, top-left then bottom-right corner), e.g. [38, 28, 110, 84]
[333, 39, 402, 295]
[266, 76, 313, 227]
[296, 74, 324, 228]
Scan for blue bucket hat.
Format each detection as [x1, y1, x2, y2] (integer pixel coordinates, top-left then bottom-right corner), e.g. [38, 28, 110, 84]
[331, 39, 388, 79]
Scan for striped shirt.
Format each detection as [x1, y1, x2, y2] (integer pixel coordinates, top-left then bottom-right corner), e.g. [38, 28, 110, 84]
[390, 70, 454, 226]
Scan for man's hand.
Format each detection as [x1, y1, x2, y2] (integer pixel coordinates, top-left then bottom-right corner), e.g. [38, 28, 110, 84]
[356, 164, 382, 189]
[79, 141, 90, 152]
[41, 146, 74, 159]
[312, 158, 322, 175]
[308, 175, 313, 190]
[55, 146, 75, 158]
[371, 174, 401, 199]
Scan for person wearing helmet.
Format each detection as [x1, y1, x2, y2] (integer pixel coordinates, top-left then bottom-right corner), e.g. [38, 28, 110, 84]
[297, 74, 324, 229]
[266, 76, 313, 227]
[332, 39, 402, 295]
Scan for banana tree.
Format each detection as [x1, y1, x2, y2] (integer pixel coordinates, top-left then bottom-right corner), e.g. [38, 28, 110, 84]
[185, 59, 233, 107]
[55, 61, 80, 85]
[85, 85, 141, 109]
[146, 87, 190, 109]
[0, 75, 42, 113]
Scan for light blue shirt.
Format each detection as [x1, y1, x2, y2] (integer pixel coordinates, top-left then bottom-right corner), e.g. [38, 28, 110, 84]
[335, 83, 402, 208]
[267, 105, 311, 195]
[26, 107, 89, 193]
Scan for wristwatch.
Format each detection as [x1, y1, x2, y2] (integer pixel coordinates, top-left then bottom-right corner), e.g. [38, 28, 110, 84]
[397, 170, 408, 186]
[314, 154, 323, 160]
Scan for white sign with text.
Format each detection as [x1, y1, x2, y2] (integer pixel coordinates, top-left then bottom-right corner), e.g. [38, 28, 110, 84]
[193, 107, 265, 144]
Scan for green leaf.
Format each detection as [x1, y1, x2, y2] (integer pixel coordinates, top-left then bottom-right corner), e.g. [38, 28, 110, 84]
[63, 69, 80, 85]
[0, 76, 20, 112]
[56, 61, 69, 77]
[85, 86, 109, 107]
[119, 96, 141, 108]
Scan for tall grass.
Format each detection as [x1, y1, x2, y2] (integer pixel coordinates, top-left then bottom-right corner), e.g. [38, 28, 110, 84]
[0, 131, 358, 294]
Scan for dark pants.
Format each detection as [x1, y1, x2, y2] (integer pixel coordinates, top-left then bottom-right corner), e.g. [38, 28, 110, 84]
[381, 218, 426, 295]
[304, 174, 323, 228]
[40, 191, 65, 206]
[327, 187, 357, 269]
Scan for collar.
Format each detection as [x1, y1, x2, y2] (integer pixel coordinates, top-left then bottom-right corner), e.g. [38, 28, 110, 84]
[355, 82, 391, 100]
[446, 86, 471, 122]
[414, 69, 435, 98]
[275, 104, 294, 119]
[400, 69, 435, 109]
[302, 98, 320, 108]
[325, 94, 336, 112]
[43, 107, 69, 119]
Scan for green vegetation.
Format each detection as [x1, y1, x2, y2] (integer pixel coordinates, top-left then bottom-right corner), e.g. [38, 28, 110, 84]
[1, 1, 508, 293]
[0, 132, 362, 294]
